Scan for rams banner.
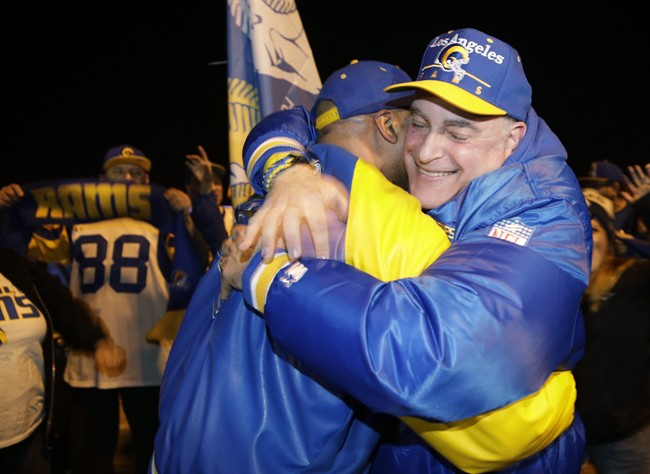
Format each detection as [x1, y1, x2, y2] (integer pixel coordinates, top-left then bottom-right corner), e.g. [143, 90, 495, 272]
[0, 179, 204, 311]
[226, 0, 321, 207]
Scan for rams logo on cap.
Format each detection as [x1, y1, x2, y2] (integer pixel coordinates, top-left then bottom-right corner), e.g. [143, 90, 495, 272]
[420, 42, 491, 89]
[438, 44, 470, 83]
[120, 147, 138, 157]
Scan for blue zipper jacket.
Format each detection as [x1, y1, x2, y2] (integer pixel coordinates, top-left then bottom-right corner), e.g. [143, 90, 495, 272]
[152, 148, 450, 473]
[239, 105, 591, 472]
[152, 258, 387, 473]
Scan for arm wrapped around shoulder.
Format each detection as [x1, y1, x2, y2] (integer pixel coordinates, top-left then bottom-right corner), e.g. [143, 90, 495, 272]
[243, 106, 317, 195]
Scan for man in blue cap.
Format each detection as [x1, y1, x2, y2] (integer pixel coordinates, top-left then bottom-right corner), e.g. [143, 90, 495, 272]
[63, 144, 186, 474]
[152, 60, 452, 474]
[226, 28, 591, 473]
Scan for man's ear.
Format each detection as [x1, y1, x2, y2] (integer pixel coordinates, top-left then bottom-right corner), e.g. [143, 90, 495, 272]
[505, 120, 526, 156]
[374, 110, 399, 144]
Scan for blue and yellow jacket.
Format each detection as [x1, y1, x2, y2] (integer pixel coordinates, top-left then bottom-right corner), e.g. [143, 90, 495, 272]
[152, 151, 448, 473]
[238, 105, 591, 473]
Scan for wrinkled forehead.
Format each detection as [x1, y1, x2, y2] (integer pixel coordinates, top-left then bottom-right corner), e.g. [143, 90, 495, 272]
[411, 94, 504, 125]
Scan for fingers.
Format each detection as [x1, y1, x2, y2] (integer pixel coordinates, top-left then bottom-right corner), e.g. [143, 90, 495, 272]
[186, 146, 209, 163]
[219, 229, 254, 296]
[624, 164, 650, 201]
[620, 191, 633, 204]
[631, 164, 650, 183]
[258, 209, 285, 261]
[95, 343, 127, 376]
[221, 234, 239, 257]
[219, 284, 232, 301]
[164, 188, 191, 212]
[303, 175, 349, 258]
[239, 222, 262, 252]
[0, 183, 25, 209]
[281, 211, 305, 259]
[627, 165, 643, 185]
[237, 167, 350, 263]
[217, 253, 233, 300]
[283, 207, 331, 260]
[197, 145, 208, 161]
[322, 174, 350, 222]
[185, 154, 206, 168]
[238, 205, 285, 262]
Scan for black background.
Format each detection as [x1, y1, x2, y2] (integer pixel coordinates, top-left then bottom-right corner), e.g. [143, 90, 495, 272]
[3, 1, 647, 191]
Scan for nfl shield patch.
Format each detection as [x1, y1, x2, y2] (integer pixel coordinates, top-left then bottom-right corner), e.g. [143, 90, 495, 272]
[488, 218, 535, 246]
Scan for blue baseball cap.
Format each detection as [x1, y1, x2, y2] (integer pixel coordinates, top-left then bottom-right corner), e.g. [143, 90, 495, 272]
[589, 160, 626, 184]
[385, 28, 532, 121]
[312, 60, 415, 130]
[102, 144, 151, 172]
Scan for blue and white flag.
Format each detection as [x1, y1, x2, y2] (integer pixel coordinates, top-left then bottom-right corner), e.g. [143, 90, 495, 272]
[226, 0, 321, 207]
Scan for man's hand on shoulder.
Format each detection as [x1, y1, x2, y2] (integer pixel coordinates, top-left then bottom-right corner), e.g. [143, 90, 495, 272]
[238, 164, 349, 262]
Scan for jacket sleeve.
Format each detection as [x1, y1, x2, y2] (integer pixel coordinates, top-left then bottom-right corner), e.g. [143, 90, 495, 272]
[244, 235, 584, 423]
[241, 146, 585, 422]
[26, 257, 106, 350]
[242, 105, 316, 195]
[190, 193, 228, 256]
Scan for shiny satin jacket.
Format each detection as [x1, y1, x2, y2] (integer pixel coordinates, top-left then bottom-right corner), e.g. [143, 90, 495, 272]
[152, 261, 386, 474]
[241, 106, 592, 472]
[153, 137, 452, 473]
[154, 129, 460, 473]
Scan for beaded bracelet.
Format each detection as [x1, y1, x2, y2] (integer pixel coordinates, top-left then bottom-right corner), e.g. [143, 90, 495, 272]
[262, 153, 321, 193]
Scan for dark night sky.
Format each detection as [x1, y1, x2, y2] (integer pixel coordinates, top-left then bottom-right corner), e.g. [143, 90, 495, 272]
[3, 1, 647, 191]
